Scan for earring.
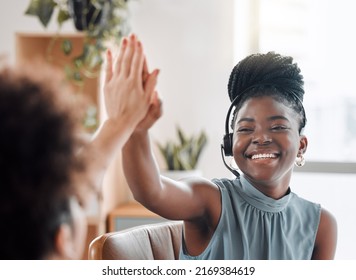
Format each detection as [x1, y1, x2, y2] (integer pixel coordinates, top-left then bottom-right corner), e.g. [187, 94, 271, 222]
[295, 154, 305, 167]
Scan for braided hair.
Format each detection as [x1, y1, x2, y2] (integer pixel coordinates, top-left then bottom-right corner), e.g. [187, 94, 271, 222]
[227, 52, 306, 133]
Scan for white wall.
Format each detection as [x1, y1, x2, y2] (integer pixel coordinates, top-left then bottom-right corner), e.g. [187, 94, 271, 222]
[0, 0, 235, 180]
[128, 0, 235, 179]
[1, 0, 355, 260]
[0, 0, 77, 61]
[291, 172, 356, 260]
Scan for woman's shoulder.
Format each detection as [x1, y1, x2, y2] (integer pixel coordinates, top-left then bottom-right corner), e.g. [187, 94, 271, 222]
[312, 207, 338, 259]
[212, 177, 239, 188]
[289, 191, 321, 210]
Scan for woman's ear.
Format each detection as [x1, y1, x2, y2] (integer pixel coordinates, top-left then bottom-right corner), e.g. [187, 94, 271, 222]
[299, 135, 308, 155]
[54, 224, 76, 259]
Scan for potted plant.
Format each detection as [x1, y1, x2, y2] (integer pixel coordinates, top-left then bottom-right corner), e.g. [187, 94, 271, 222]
[24, 0, 130, 132]
[156, 125, 208, 180]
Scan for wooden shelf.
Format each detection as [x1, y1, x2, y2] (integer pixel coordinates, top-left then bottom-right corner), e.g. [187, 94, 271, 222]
[15, 32, 100, 130]
[108, 202, 166, 232]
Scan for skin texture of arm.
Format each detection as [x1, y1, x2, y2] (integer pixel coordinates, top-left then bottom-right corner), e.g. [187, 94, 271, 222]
[311, 208, 338, 259]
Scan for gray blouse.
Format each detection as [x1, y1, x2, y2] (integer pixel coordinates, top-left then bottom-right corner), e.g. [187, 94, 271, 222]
[179, 175, 321, 260]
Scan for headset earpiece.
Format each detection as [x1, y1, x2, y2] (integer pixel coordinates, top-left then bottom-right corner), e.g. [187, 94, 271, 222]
[221, 94, 241, 178]
[222, 94, 239, 158]
[222, 133, 233, 156]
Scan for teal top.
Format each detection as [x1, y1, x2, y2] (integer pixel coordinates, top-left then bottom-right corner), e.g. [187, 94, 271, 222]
[179, 175, 321, 260]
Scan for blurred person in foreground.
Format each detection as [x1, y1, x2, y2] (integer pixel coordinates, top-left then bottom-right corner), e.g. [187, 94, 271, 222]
[0, 34, 159, 259]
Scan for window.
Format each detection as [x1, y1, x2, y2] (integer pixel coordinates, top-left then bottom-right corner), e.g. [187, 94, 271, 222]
[234, 0, 356, 168]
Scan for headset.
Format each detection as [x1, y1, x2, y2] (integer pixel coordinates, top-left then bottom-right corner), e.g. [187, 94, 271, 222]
[220, 94, 242, 178]
[220, 84, 263, 178]
[221, 84, 261, 158]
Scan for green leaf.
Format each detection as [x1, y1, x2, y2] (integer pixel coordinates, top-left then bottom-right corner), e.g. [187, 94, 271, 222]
[156, 127, 208, 171]
[61, 39, 72, 55]
[83, 105, 98, 132]
[166, 143, 175, 170]
[73, 56, 84, 69]
[177, 126, 187, 145]
[84, 46, 103, 70]
[24, 0, 57, 27]
[64, 65, 72, 79]
[57, 8, 71, 26]
[72, 71, 83, 82]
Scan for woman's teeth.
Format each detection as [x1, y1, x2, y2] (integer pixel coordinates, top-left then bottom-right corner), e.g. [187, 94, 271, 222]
[251, 153, 276, 160]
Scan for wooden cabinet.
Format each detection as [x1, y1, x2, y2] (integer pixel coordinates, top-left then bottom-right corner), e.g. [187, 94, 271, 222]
[15, 32, 100, 132]
[108, 202, 166, 232]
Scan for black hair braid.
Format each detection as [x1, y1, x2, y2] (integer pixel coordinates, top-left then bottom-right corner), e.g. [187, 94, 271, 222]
[227, 51, 306, 132]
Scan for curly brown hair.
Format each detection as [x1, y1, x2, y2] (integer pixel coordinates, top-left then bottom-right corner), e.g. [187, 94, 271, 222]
[0, 64, 87, 259]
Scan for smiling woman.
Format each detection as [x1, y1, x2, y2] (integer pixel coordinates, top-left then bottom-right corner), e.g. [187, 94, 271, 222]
[121, 46, 338, 259]
[232, 0, 355, 259]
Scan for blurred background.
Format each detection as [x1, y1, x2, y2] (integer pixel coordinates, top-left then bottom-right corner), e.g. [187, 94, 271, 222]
[1, 0, 355, 259]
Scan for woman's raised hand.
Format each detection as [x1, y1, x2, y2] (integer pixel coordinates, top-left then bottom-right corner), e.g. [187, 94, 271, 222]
[103, 34, 159, 128]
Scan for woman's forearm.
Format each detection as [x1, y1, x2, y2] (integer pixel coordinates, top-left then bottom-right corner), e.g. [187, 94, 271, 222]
[122, 130, 162, 206]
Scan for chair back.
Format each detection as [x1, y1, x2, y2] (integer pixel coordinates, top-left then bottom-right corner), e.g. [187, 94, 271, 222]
[88, 221, 183, 260]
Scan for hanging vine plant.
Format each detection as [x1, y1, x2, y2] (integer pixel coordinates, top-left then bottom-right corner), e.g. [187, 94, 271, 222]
[25, 0, 130, 83]
[25, 0, 130, 132]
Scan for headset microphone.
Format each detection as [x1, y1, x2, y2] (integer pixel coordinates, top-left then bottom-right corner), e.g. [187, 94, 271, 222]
[220, 145, 240, 178]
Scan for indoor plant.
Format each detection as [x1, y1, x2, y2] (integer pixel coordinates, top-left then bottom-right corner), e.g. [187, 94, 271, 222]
[24, 0, 130, 132]
[157, 126, 208, 174]
[25, 0, 129, 83]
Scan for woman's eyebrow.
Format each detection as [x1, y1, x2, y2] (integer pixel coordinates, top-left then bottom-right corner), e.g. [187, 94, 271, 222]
[237, 115, 290, 124]
[267, 115, 290, 122]
[237, 117, 255, 124]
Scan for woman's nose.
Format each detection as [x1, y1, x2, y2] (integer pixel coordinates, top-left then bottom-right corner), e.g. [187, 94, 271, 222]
[252, 131, 272, 145]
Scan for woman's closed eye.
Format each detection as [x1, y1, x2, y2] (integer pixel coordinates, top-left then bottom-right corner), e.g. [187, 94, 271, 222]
[236, 126, 254, 133]
[271, 124, 289, 131]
